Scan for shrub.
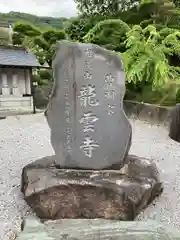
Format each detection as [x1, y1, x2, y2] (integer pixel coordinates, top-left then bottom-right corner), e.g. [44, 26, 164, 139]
[84, 19, 130, 52]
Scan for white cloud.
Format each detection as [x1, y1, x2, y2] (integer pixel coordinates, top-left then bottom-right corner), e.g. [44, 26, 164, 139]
[0, 0, 77, 18]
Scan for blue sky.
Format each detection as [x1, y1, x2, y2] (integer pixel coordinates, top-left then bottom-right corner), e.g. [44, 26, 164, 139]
[0, 0, 77, 18]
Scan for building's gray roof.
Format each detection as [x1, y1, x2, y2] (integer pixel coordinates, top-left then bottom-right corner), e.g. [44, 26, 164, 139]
[0, 46, 50, 68]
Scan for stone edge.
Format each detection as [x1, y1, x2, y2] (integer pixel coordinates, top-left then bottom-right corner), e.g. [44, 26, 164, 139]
[124, 100, 173, 125]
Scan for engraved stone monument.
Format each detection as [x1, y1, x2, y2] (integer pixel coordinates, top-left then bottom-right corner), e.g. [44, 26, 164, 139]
[21, 40, 163, 222]
[21, 42, 163, 222]
[45, 40, 132, 170]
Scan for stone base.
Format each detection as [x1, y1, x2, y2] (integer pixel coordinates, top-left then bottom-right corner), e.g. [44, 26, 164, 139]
[169, 104, 180, 142]
[21, 155, 163, 221]
[17, 217, 180, 240]
[0, 95, 33, 110]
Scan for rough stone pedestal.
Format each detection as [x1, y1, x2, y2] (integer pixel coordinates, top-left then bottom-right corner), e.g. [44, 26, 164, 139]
[21, 155, 163, 221]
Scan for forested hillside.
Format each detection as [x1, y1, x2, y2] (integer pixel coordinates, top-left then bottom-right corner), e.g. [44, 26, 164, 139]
[0, 11, 69, 29]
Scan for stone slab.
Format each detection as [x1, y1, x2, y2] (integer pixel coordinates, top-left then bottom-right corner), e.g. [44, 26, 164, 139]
[123, 100, 173, 125]
[45, 40, 132, 170]
[18, 217, 180, 240]
[21, 155, 163, 221]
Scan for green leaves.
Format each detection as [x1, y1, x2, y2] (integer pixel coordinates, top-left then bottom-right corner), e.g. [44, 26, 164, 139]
[74, 0, 140, 16]
[13, 23, 67, 66]
[122, 24, 180, 89]
[42, 30, 66, 45]
[11, 4, 180, 104]
[84, 19, 130, 52]
[13, 23, 41, 37]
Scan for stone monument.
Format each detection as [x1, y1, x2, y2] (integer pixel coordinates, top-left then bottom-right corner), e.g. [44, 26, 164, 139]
[21, 40, 162, 222]
[45, 40, 132, 169]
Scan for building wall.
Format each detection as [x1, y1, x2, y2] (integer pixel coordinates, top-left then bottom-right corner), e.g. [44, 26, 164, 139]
[0, 67, 31, 96]
[0, 24, 13, 44]
[0, 67, 32, 109]
[0, 26, 10, 43]
[15, 68, 26, 95]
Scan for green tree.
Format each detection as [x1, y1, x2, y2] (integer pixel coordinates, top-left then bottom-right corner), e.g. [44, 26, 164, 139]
[13, 22, 41, 37]
[12, 32, 24, 45]
[66, 15, 106, 42]
[42, 29, 66, 44]
[13, 24, 66, 66]
[74, 0, 140, 16]
[33, 36, 49, 50]
[84, 19, 130, 52]
[139, 0, 180, 27]
[122, 25, 180, 89]
[173, 0, 180, 6]
[22, 36, 47, 65]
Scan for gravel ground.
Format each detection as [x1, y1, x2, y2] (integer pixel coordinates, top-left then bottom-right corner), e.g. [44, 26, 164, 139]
[0, 113, 179, 239]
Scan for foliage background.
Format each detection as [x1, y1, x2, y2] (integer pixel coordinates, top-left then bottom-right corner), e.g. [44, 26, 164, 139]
[0, 0, 180, 106]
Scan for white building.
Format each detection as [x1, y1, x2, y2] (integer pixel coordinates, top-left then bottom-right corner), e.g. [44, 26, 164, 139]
[0, 45, 49, 110]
